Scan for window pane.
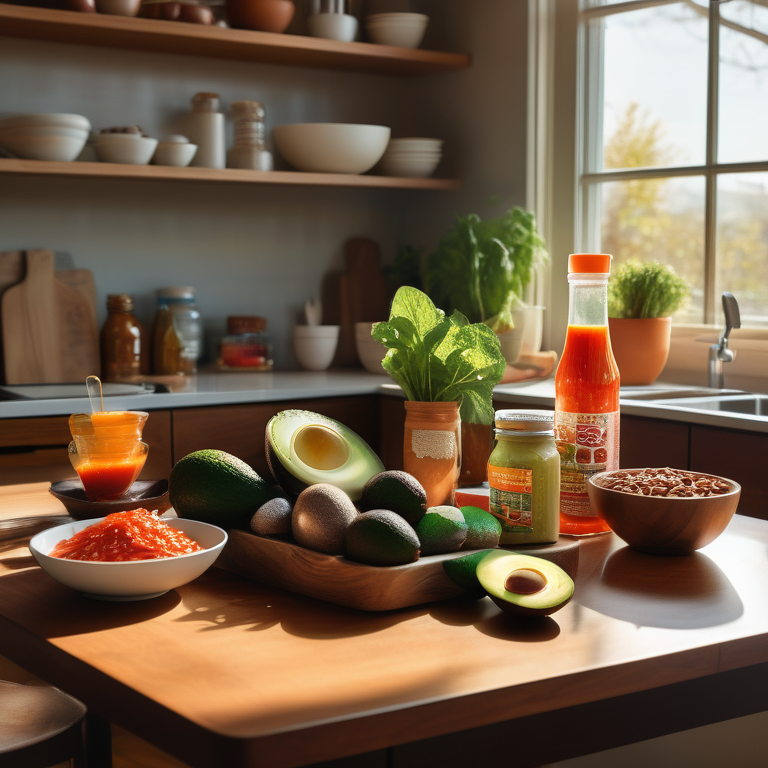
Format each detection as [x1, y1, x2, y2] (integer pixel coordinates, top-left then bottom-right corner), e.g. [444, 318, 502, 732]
[598, 176, 705, 322]
[598, 3, 708, 170]
[718, 0, 768, 164]
[716, 173, 768, 327]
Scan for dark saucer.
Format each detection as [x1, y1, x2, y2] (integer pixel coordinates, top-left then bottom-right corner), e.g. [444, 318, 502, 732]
[49, 479, 171, 520]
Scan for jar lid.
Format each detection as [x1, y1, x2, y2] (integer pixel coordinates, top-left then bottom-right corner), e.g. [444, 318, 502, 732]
[106, 293, 134, 311]
[494, 409, 554, 433]
[227, 315, 267, 334]
[192, 92, 220, 113]
[568, 253, 612, 274]
[158, 286, 194, 299]
[231, 101, 266, 119]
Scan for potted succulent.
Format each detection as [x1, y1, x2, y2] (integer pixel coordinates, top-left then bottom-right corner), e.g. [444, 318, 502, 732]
[607, 260, 690, 386]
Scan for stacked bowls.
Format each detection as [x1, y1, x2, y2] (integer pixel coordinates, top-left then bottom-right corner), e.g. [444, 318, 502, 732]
[379, 137, 442, 178]
[94, 132, 159, 165]
[0, 114, 91, 161]
[365, 12, 429, 49]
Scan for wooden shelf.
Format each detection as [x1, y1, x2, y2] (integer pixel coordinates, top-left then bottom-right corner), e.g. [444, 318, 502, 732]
[0, 157, 461, 189]
[0, 4, 471, 75]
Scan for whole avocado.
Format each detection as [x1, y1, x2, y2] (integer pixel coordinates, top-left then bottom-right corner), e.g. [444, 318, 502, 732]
[169, 449, 276, 530]
[360, 470, 427, 525]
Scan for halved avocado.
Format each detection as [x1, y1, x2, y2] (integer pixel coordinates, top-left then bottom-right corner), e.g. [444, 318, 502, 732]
[265, 410, 385, 501]
[476, 550, 574, 617]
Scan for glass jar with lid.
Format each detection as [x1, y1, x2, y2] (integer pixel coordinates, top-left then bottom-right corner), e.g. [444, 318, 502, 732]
[218, 316, 273, 371]
[100, 293, 144, 382]
[155, 287, 203, 375]
[488, 409, 560, 546]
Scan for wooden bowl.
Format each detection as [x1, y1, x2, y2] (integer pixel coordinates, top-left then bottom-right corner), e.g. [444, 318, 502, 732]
[587, 468, 740, 555]
[225, 0, 295, 33]
[49, 479, 171, 521]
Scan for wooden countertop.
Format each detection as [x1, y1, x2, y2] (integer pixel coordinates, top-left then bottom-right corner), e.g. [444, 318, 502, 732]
[2, 483, 768, 767]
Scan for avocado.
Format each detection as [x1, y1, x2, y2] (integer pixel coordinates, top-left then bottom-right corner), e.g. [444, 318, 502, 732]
[250, 497, 293, 537]
[360, 470, 427, 525]
[442, 550, 496, 592]
[416, 506, 468, 555]
[169, 449, 275, 530]
[292, 483, 358, 555]
[460, 506, 502, 550]
[345, 510, 421, 566]
[476, 550, 574, 617]
[265, 410, 384, 501]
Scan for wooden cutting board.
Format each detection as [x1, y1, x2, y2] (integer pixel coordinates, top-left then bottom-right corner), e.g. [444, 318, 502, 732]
[1, 250, 100, 384]
[217, 531, 580, 611]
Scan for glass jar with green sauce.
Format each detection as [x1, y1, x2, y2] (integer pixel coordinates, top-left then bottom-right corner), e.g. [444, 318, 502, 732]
[488, 409, 560, 546]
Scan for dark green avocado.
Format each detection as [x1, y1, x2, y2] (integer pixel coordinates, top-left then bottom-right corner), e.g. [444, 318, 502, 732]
[265, 409, 384, 501]
[360, 470, 427, 525]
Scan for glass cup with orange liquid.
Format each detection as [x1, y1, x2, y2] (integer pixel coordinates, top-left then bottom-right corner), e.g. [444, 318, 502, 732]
[68, 411, 149, 501]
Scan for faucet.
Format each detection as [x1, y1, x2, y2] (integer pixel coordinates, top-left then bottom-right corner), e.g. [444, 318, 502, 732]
[708, 292, 741, 389]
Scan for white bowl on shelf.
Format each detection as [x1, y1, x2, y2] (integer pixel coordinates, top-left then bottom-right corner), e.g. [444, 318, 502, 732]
[94, 135, 158, 165]
[0, 132, 89, 162]
[29, 517, 228, 600]
[152, 139, 198, 167]
[307, 12, 358, 42]
[354, 321, 388, 374]
[0, 114, 91, 132]
[272, 123, 390, 174]
[365, 12, 429, 49]
[380, 153, 441, 178]
[0, 125, 90, 141]
[293, 325, 340, 371]
[386, 137, 443, 152]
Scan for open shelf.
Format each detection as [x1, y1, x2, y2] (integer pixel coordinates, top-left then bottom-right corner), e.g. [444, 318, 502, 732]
[0, 4, 471, 75]
[0, 157, 461, 190]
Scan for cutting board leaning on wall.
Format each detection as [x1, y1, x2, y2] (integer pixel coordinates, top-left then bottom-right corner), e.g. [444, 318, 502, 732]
[0, 250, 100, 385]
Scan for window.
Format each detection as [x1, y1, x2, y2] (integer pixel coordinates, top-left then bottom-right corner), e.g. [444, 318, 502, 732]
[577, 0, 768, 328]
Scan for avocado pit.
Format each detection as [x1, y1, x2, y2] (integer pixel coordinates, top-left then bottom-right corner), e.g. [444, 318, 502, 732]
[505, 568, 547, 595]
[292, 424, 350, 470]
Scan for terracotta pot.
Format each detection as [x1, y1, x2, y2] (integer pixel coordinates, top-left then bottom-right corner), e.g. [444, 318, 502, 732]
[608, 316, 671, 386]
[225, 0, 295, 33]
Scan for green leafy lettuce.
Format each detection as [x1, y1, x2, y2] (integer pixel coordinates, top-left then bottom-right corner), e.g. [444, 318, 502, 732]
[424, 207, 547, 334]
[372, 287, 506, 426]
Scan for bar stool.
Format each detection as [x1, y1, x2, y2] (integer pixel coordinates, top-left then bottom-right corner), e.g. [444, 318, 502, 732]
[0, 680, 87, 768]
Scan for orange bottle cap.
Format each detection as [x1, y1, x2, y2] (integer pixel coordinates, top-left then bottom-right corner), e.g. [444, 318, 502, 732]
[568, 253, 612, 274]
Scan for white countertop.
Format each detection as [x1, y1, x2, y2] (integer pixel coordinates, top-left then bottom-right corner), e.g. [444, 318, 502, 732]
[1, 371, 766, 434]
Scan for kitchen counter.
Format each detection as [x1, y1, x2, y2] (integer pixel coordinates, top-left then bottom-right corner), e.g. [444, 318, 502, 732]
[2, 370, 766, 434]
[2, 483, 768, 768]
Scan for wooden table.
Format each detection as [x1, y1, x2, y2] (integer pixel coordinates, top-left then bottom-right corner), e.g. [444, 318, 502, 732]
[2, 482, 768, 768]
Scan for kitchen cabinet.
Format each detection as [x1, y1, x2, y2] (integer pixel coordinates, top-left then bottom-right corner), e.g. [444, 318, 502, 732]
[0, 409, 172, 485]
[619, 415, 689, 470]
[0, 4, 468, 191]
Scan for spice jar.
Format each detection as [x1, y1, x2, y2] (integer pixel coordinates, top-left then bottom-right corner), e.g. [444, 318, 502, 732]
[151, 301, 185, 376]
[218, 316, 273, 370]
[227, 100, 273, 171]
[186, 92, 226, 169]
[100, 294, 144, 382]
[155, 287, 203, 375]
[488, 409, 560, 546]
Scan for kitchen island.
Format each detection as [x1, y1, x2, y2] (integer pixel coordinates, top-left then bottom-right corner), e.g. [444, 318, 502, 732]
[2, 483, 768, 767]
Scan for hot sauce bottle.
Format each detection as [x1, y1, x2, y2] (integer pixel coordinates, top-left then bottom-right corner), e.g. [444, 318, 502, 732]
[554, 253, 620, 536]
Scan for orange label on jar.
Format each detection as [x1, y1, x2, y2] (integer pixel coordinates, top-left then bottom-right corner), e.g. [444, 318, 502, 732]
[555, 410, 619, 517]
[488, 464, 534, 532]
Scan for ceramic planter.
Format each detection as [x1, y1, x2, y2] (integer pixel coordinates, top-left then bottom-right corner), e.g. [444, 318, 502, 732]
[608, 316, 672, 386]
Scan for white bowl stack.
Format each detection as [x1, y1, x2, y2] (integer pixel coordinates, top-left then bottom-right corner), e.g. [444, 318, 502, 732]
[94, 132, 159, 165]
[365, 12, 429, 49]
[379, 137, 443, 178]
[0, 113, 91, 161]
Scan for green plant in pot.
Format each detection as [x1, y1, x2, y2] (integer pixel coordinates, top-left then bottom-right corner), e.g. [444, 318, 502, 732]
[373, 287, 506, 504]
[607, 259, 690, 386]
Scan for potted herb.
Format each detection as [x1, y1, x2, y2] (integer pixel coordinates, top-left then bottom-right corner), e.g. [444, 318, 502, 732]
[373, 287, 506, 504]
[422, 207, 548, 362]
[607, 260, 690, 385]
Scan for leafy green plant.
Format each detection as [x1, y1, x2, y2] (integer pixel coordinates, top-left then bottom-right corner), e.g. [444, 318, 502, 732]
[423, 207, 548, 334]
[372, 287, 506, 426]
[608, 260, 690, 319]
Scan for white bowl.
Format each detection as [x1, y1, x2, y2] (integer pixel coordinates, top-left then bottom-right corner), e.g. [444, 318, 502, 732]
[382, 150, 443, 159]
[0, 126, 90, 140]
[293, 325, 339, 371]
[272, 123, 390, 174]
[380, 153, 441, 178]
[307, 12, 358, 42]
[95, 136, 158, 165]
[152, 142, 198, 167]
[354, 321, 388, 374]
[365, 12, 429, 48]
[29, 517, 227, 600]
[95, 0, 141, 15]
[0, 114, 91, 131]
[0, 133, 88, 162]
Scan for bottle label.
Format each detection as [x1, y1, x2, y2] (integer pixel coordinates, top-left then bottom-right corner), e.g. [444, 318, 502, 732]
[555, 410, 619, 517]
[488, 464, 534, 534]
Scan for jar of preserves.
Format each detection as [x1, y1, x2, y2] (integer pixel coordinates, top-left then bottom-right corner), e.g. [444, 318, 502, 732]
[488, 409, 560, 547]
[218, 316, 273, 371]
[156, 287, 203, 375]
[100, 294, 144, 382]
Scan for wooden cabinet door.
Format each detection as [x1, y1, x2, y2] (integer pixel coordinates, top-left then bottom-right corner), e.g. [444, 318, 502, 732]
[620, 415, 689, 470]
[690, 425, 768, 521]
[172, 396, 381, 481]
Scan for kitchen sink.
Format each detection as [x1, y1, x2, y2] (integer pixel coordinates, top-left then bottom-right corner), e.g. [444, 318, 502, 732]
[619, 387, 743, 401]
[648, 394, 768, 417]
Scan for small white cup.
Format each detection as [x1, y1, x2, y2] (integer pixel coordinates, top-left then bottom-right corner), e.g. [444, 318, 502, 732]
[293, 325, 340, 371]
[307, 13, 358, 42]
